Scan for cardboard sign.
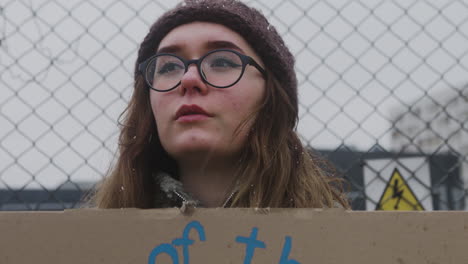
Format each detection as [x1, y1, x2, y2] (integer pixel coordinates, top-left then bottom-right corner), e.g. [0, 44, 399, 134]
[0, 208, 467, 263]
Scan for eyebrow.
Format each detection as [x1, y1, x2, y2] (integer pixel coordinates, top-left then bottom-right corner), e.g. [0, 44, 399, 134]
[157, 45, 180, 54]
[205, 40, 245, 53]
[157, 40, 245, 54]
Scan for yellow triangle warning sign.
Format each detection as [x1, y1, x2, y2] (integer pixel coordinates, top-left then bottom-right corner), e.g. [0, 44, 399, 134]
[376, 168, 424, 211]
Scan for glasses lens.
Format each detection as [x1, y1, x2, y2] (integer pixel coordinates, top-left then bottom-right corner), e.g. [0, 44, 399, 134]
[147, 55, 185, 91]
[201, 51, 243, 87]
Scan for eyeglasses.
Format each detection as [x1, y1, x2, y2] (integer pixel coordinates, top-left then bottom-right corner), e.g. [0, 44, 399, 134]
[138, 49, 267, 92]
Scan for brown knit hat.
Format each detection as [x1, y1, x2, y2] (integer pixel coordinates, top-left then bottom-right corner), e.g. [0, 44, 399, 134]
[135, 0, 297, 112]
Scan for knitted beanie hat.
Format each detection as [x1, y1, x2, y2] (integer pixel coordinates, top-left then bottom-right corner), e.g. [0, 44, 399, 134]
[135, 0, 297, 113]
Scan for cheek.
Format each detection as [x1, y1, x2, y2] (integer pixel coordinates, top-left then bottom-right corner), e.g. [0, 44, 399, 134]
[230, 98, 243, 113]
[222, 81, 265, 130]
[232, 81, 265, 116]
[149, 92, 166, 129]
[149, 93, 158, 117]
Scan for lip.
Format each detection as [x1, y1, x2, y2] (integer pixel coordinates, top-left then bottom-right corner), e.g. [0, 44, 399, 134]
[175, 104, 212, 121]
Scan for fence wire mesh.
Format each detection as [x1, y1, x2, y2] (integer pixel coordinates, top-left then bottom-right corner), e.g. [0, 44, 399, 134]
[1, 0, 467, 210]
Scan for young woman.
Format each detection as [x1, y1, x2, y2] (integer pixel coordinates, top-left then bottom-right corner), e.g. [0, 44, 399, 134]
[91, 0, 350, 209]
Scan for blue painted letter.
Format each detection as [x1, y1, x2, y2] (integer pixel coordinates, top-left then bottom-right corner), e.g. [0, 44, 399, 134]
[172, 221, 206, 264]
[148, 243, 179, 264]
[235, 227, 266, 264]
[278, 236, 300, 264]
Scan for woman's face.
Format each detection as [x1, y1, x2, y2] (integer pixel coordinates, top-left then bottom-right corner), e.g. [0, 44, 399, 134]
[150, 22, 266, 164]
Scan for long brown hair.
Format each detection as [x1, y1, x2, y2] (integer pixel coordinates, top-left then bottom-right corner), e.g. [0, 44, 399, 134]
[230, 71, 349, 208]
[88, 68, 350, 208]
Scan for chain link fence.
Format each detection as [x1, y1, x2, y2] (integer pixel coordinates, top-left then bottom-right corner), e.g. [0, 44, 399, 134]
[1, 0, 467, 210]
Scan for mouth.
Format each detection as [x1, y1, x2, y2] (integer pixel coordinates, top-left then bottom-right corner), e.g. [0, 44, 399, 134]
[175, 104, 212, 121]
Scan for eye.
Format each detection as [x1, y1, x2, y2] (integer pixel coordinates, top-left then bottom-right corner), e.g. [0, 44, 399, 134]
[157, 62, 184, 75]
[210, 58, 241, 69]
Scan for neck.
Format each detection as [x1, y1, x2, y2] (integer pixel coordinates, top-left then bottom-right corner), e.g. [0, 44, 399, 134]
[178, 157, 237, 207]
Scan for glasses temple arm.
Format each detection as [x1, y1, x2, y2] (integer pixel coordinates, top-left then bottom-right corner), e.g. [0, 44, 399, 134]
[248, 58, 267, 78]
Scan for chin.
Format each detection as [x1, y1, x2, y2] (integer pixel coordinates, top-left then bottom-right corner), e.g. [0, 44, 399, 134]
[168, 136, 222, 156]
[162, 131, 244, 161]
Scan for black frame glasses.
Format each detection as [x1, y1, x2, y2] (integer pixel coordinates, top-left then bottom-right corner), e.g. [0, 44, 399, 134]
[138, 49, 267, 92]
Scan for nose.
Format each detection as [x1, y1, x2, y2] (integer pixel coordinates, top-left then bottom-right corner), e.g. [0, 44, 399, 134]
[179, 64, 208, 95]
